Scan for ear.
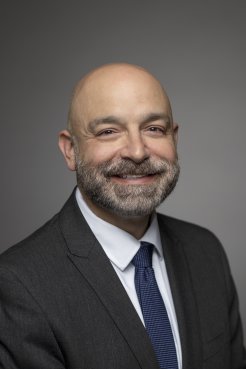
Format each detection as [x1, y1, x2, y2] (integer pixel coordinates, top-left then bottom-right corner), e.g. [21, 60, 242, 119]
[173, 123, 179, 147]
[58, 130, 76, 171]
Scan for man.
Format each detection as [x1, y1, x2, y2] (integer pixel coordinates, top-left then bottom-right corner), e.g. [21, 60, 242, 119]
[0, 63, 245, 369]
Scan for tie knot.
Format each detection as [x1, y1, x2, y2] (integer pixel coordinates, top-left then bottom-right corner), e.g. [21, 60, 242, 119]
[132, 242, 154, 268]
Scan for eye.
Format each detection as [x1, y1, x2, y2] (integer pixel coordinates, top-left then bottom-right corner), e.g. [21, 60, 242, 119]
[149, 126, 164, 132]
[95, 128, 121, 140]
[97, 129, 115, 136]
[145, 126, 167, 135]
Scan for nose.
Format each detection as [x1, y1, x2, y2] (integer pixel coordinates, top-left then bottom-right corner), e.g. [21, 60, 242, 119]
[120, 132, 150, 163]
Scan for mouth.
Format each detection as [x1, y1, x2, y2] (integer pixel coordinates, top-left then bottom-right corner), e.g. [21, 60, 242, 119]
[110, 173, 159, 185]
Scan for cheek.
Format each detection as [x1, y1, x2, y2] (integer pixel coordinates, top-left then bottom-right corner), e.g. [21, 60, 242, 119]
[82, 143, 119, 165]
[149, 141, 177, 162]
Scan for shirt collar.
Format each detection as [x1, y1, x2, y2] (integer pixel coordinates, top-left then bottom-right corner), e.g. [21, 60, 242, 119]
[75, 187, 163, 271]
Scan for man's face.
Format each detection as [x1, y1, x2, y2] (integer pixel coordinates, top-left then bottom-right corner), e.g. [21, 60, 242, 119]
[70, 66, 179, 218]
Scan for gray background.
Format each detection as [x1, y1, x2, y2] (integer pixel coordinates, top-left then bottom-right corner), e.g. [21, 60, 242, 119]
[1, 1, 245, 337]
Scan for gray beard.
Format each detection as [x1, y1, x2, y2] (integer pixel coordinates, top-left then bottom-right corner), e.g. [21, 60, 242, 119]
[75, 157, 180, 217]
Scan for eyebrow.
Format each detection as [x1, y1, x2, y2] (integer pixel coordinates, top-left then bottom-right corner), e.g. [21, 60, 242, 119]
[88, 116, 123, 131]
[88, 112, 172, 131]
[141, 113, 171, 126]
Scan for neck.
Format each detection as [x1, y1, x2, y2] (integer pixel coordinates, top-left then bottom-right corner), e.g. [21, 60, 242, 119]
[82, 193, 151, 239]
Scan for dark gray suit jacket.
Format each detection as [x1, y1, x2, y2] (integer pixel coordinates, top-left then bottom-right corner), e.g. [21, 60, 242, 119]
[0, 191, 245, 369]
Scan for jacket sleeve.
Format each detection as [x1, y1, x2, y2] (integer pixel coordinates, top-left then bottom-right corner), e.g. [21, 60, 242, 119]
[0, 267, 65, 369]
[219, 246, 246, 369]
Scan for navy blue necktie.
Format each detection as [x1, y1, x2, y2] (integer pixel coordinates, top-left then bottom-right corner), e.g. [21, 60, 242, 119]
[132, 241, 178, 369]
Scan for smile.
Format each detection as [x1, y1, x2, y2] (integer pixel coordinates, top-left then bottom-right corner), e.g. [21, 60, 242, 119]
[110, 173, 159, 185]
[120, 174, 151, 179]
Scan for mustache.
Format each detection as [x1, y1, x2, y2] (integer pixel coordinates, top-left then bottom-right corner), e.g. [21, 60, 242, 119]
[94, 158, 176, 177]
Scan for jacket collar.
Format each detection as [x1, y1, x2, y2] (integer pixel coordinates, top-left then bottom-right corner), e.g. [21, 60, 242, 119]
[58, 190, 160, 369]
[157, 214, 203, 369]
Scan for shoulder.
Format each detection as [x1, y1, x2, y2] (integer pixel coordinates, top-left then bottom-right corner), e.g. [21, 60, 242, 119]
[0, 190, 79, 268]
[0, 189, 93, 281]
[0, 212, 63, 274]
[157, 212, 227, 263]
[0, 191, 75, 273]
[157, 212, 220, 242]
[157, 213, 234, 299]
[0, 193, 80, 304]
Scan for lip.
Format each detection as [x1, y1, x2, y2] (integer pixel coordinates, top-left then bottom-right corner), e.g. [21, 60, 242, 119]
[110, 173, 158, 185]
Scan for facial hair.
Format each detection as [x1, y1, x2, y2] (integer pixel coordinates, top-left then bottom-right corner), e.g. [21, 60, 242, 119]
[75, 155, 180, 217]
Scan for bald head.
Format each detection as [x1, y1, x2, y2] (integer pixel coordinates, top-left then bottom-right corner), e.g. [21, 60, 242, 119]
[67, 63, 173, 135]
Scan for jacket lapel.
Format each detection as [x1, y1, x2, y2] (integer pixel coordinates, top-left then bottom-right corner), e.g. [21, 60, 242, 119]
[58, 191, 160, 369]
[157, 214, 203, 369]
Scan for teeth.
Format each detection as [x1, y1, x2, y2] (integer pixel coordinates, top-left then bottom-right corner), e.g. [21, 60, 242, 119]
[121, 175, 147, 179]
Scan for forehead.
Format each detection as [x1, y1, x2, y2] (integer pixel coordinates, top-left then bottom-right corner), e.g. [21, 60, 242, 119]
[71, 66, 171, 125]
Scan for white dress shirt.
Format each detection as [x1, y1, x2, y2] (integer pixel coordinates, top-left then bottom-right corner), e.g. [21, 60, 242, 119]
[75, 187, 182, 368]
